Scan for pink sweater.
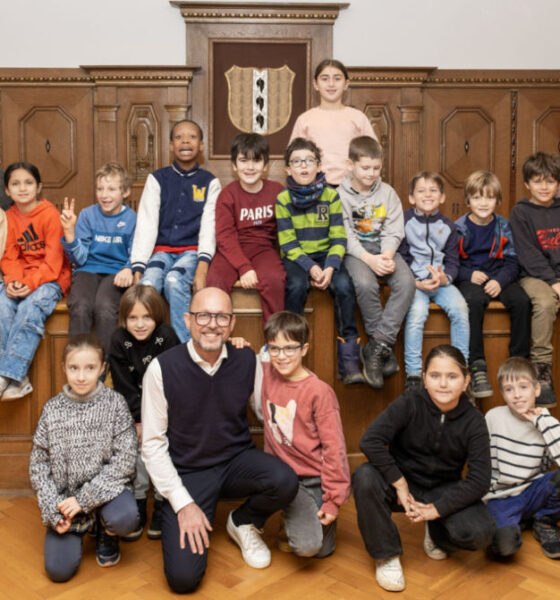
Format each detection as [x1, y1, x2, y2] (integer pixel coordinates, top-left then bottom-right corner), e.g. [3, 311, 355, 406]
[290, 106, 377, 185]
[261, 363, 351, 516]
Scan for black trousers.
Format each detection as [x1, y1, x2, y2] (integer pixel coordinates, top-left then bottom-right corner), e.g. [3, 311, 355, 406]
[457, 280, 531, 364]
[161, 447, 298, 594]
[352, 462, 495, 559]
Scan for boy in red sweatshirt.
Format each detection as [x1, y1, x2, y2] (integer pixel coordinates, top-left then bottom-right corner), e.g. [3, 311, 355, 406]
[253, 311, 351, 557]
[206, 133, 285, 325]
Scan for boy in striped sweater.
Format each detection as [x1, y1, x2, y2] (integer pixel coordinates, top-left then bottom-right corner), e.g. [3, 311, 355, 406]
[484, 357, 560, 559]
[276, 138, 363, 384]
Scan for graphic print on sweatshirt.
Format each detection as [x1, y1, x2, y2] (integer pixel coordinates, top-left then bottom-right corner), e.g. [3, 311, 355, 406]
[266, 398, 296, 446]
[353, 203, 386, 236]
[192, 185, 207, 202]
[537, 227, 560, 251]
[17, 223, 44, 252]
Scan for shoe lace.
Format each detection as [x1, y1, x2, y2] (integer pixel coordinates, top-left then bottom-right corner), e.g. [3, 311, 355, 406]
[98, 528, 118, 550]
[379, 556, 401, 573]
[239, 523, 266, 552]
[471, 369, 489, 387]
[536, 522, 560, 544]
[537, 364, 553, 386]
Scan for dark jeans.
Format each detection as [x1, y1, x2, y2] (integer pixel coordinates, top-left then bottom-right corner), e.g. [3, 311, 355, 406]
[67, 271, 126, 354]
[161, 447, 298, 594]
[352, 462, 495, 559]
[457, 280, 531, 363]
[283, 251, 358, 340]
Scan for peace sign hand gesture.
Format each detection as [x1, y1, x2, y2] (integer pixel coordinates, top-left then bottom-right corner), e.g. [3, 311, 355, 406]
[60, 197, 77, 242]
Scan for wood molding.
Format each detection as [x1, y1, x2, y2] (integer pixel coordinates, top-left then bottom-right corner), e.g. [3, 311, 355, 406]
[82, 66, 199, 87]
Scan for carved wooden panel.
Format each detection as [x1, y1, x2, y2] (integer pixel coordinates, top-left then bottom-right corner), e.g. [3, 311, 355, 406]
[126, 104, 159, 185]
[363, 103, 393, 183]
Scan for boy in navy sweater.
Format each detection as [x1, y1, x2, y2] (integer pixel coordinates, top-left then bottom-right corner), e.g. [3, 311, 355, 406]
[130, 120, 221, 342]
[61, 162, 136, 353]
[455, 170, 530, 398]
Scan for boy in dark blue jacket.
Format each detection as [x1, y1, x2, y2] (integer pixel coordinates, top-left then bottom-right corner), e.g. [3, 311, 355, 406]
[455, 170, 530, 398]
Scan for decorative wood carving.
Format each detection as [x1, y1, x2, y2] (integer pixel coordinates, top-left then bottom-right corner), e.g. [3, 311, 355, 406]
[126, 105, 159, 184]
[363, 104, 392, 183]
[398, 105, 422, 192]
[534, 106, 560, 155]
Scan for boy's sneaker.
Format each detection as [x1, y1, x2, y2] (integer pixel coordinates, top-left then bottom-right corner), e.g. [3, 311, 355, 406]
[361, 339, 390, 389]
[147, 499, 163, 540]
[226, 511, 271, 569]
[383, 347, 400, 378]
[375, 556, 405, 592]
[96, 524, 121, 567]
[336, 337, 366, 385]
[470, 360, 493, 399]
[535, 363, 557, 407]
[2, 376, 33, 401]
[405, 374, 422, 392]
[423, 524, 448, 560]
[122, 498, 147, 542]
[533, 519, 560, 559]
[0, 375, 11, 399]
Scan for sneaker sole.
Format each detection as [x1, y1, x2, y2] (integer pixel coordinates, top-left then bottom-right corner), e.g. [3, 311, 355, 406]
[146, 529, 162, 540]
[1, 381, 33, 401]
[536, 400, 558, 408]
[96, 553, 121, 567]
[121, 528, 143, 542]
[471, 389, 494, 399]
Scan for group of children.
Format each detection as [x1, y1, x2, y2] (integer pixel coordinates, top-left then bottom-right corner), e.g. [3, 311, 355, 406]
[0, 57, 556, 591]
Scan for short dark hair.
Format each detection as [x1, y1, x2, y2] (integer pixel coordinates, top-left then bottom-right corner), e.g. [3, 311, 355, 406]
[284, 137, 321, 166]
[118, 284, 167, 328]
[464, 170, 502, 204]
[314, 59, 349, 81]
[497, 356, 538, 389]
[62, 333, 105, 365]
[264, 311, 309, 346]
[169, 119, 204, 142]
[4, 162, 41, 187]
[424, 344, 468, 378]
[230, 133, 270, 165]
[409, 171, 445, 195]
[522, 152, 560, 184]
[348, 136, 382, 162]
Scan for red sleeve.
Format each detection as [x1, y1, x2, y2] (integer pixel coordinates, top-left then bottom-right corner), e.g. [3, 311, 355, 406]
[215, 184, 253, 275]
[0, 215, 24, 283]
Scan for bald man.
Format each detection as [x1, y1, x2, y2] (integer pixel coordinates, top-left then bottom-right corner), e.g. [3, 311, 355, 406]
[142, 287, 298, 593]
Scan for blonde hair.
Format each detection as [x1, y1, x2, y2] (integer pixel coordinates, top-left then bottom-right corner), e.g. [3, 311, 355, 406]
[95, 162, 131, 192]
[497, 357, 538, 389]
[464, 170, 502, 205]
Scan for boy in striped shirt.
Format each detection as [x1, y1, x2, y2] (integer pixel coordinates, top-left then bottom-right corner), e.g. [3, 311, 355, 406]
[276, 138, 363, 384]
[484, 357, 560, 559]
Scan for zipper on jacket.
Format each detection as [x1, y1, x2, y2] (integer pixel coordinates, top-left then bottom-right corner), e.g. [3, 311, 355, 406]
[425, 218, 435, 266]
[433, 413, 446, 453]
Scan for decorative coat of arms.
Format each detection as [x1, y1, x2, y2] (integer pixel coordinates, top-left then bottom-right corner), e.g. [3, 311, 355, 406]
[225, 65, 295, 135]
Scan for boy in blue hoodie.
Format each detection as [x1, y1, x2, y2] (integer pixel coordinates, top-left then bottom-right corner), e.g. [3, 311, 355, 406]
[455, 170, 530, 398]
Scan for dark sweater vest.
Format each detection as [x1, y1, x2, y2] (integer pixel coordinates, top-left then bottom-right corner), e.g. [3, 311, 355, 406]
[158, 342, 255, 472]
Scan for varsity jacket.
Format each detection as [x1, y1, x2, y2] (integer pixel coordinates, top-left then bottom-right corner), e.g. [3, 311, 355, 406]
[455, 213, 519, 288]
[359, 388, 491, 518]
[338, 175, 405, 258]
[399, 209, 460, 282]
[62, 204, 136, 274]
[130, 162, 221, 273]
[509, 197, 560, 285]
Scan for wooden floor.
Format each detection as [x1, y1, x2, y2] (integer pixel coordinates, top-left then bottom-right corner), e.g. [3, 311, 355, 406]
[1, 496, 560, 600]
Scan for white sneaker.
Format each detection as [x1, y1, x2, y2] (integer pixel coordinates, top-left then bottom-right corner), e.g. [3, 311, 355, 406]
[423, 524, 448, 560]
[2, 376, 33, 401]
[226, 511, 271, 569]
[375, 556, 405, 592]
[0, 375, 10, 398]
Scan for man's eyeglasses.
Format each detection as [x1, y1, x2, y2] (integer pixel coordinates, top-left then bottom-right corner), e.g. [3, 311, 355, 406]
[289, 158, 318, 168]
[268, 344, 303, 357]
[190, 312, 233, 327]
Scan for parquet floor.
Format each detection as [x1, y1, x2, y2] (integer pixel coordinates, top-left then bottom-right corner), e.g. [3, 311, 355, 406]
[1, 495, 559, 599]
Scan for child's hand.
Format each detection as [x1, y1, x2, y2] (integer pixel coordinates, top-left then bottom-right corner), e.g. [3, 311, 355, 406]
[428, 265, 449, 286]
[364, 253, 394, 277]
[228, 336, 251, 349]
[484, 279, 501, 298]
[239, 269, 258, 289]
[113, 268, 133, 288]
[6, 281, 31, 298]
[309, 264, 323, 283]
[407, 500, 440, 522]
[316, 510, 337, 526]
[520, 407, 543, 423]
[192, 262, 208, 294]
[133, 272, 142, 285]
[471, 270, 489, 285]
[312, 266, 334, 290]
[54, 516, 72, 534]
[60, 197, 78, 241]
[57, 496, 82, 519]
[416, 278, 439, 292]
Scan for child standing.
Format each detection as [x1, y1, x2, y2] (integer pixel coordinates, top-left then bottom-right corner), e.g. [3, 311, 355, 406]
[0, 162, 71, 400]
[509, 152, 560, 407]
[339, 136, 415, 388]
[484, 357, 560, 559]
[61, 162, 136, 354]
[352, 345, 494, 593]
[290, 59, 377, 186]
[29, 334, 138, 582]
[206, 133, 285, 325]
[399, 171, 470, 390]
[130, 119, 221, 342]
[109, 284, 180, 541]
[276, 137, 363, 384]
[455, 170, 530, 398]
[253, 311, 351, 558]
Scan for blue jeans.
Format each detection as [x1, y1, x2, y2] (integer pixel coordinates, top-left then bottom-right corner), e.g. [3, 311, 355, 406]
[0, 282, 62, 381]
[404, 284, 470, 375]
[141, 251, 198, 343]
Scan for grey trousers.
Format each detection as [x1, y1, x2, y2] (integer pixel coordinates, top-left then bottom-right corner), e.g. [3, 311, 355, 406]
[344, 245, 415, 345]
[283, 477, 337, 558]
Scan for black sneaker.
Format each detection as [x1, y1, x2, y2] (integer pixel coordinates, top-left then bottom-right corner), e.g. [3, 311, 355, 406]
[382, 347, 400, 378]
[147, 499, 163, 540]
[122, 498, 147, 542]
[533, 519, 560, 559]
[361, 339, 390, 389]
[535, 363, 557, 408]
[405, 375, 422, 391]
[96, 522, 121, 567]
[470, 360, 493, 398]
